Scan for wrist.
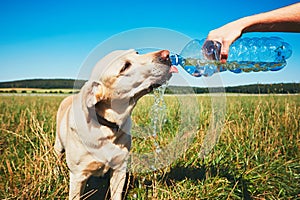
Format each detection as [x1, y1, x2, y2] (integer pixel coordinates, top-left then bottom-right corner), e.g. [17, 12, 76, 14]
[236, 16, 256, 34]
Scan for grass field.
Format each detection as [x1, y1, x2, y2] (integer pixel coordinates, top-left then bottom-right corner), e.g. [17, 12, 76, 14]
[0, 94, 299, 199]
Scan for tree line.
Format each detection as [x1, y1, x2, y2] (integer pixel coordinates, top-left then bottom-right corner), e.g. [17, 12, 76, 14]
[0, 79, 299, 94]
[0, 79, 86, 89]
[166, 83, 299, 94]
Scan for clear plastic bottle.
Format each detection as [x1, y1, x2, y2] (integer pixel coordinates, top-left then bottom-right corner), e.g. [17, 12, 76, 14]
[170, 37, 292, 77]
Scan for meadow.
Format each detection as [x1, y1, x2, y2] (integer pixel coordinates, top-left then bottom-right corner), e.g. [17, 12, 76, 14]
[0, 94, 299, 199]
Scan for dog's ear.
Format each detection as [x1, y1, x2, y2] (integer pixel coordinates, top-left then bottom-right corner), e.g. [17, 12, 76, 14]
[85, 81, 106, 108]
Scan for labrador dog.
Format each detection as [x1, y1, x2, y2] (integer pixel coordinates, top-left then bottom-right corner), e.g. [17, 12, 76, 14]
[54, 49, 177, 199]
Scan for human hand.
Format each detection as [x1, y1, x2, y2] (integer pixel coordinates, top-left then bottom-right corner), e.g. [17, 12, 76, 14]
[205, 20, 245, 63]
[204, 3, 300, 63]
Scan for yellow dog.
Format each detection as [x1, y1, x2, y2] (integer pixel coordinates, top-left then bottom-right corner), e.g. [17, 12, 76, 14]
[54, 49, 177, 199]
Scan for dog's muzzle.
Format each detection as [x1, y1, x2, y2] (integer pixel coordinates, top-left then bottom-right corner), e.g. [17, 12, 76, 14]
[155, 50, 171, 66]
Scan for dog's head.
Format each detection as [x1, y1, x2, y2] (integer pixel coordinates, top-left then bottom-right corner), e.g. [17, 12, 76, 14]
[90, 49, 175, 100]
[83, 49, 177, 125]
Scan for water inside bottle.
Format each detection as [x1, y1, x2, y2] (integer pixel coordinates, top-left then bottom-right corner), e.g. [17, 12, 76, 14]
[178, 37, 292, 76]
[184, 58, 287, 74]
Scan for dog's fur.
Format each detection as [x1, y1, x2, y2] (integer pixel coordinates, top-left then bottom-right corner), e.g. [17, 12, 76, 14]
[54, 49, 173, 199]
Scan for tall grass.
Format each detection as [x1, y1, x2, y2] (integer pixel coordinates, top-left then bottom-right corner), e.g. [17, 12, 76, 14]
[0, 94, 299, 199]
[0, 96, 69, 199]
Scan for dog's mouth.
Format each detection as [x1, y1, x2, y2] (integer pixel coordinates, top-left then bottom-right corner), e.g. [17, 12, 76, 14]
[151, 83, 162, 89]
[134, 72, 173, 101]
[133, 84, 159, 101]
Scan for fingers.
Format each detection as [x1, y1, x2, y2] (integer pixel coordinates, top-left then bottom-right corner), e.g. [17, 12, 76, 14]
[220, 40, 230, 63]
[206, 28, 240, 63]
[203, 36, 231, 63]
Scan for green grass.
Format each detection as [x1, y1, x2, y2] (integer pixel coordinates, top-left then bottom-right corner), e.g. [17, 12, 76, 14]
[0, 94, 299, 199]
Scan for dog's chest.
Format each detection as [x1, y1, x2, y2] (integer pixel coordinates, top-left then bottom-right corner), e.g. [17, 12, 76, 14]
[76, 126, 130, 169]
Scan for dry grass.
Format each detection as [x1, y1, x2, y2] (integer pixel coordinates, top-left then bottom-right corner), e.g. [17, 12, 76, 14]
[0, 94, 299, 199]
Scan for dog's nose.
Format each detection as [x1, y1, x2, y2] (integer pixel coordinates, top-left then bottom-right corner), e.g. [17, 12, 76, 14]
[157, 50, 171, 66]
[154, 50, 171, 66]
[160, 50, 170, 61]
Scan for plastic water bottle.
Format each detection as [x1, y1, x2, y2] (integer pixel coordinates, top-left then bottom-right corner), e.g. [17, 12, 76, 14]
[170, 37, 292, 77]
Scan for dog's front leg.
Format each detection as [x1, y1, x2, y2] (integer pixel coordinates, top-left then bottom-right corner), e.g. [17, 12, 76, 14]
[110, 164, 127, 200]
[69, 172, 88, 200]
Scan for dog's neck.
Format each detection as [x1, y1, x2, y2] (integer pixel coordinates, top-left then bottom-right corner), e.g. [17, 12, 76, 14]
[93, 98, 135, 132]
[95, 112, 120, 132]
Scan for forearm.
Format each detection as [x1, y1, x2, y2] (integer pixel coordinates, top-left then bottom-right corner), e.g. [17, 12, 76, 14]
[241, 3, 300, 33]
[205, 2, 300, 62]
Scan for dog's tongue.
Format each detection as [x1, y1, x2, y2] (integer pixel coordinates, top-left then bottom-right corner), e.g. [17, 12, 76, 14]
[169, 65, 178, 73]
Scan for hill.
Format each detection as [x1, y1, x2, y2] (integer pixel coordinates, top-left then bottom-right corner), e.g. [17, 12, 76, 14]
[0, 79, 299, 94]
[167, 83, 300, 94]
[225, 83, 299, 94]
[0, 79, 86, 89]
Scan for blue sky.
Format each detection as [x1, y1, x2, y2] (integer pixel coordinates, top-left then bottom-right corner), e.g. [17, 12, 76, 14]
[0, 0, 299, 87]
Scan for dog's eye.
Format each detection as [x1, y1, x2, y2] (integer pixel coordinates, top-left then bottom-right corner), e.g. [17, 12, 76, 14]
[120, 61, 131, 73]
